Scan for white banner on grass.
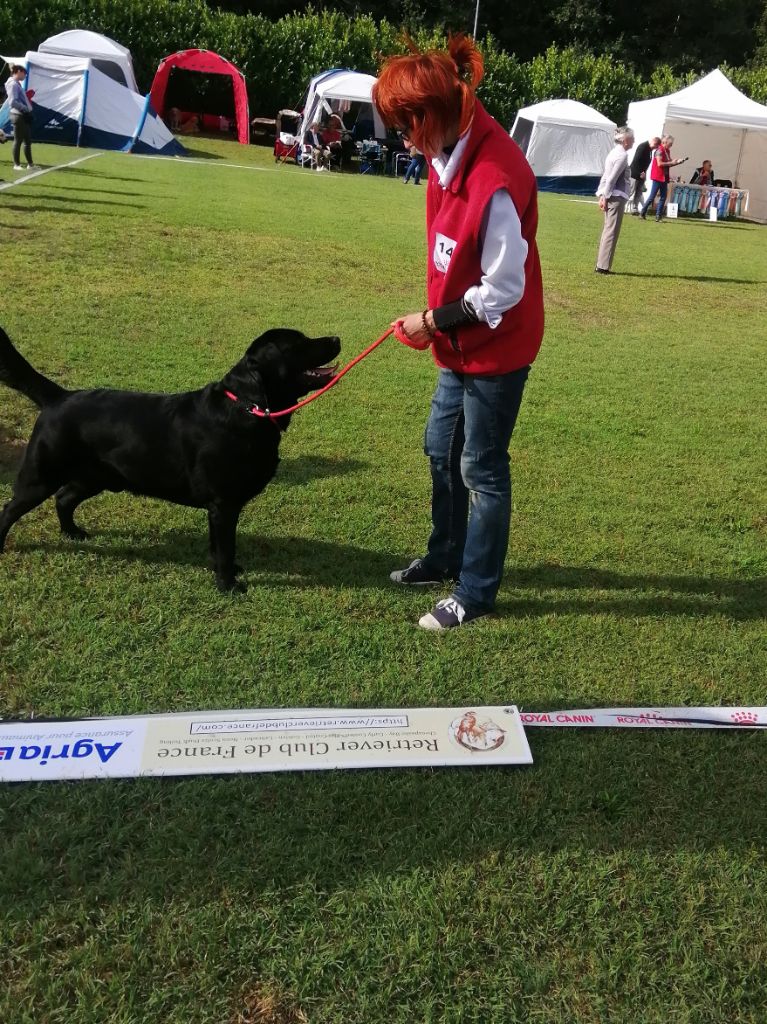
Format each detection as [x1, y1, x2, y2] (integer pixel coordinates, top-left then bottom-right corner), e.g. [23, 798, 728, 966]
[520, 707, 767, 729]
[0, 706, 532, 782]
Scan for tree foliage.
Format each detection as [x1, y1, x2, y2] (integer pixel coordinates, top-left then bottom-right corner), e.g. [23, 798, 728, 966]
[2, 0, 766, 123]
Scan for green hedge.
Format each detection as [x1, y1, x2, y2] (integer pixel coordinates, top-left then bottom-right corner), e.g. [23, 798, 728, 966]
[1, 0, 765, 125]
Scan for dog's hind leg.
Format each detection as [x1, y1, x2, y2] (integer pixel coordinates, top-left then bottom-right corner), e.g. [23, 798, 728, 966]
[0, 481, 58, 552]
[55, 482, 103, 540]
[208, 502, 245, 592]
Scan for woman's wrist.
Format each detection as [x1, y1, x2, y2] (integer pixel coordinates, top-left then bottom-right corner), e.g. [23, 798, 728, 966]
[421, 310, 436, 338]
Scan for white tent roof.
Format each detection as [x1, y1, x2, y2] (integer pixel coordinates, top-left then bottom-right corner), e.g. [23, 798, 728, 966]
[316, 70, 378, 105]
[39, 29, 139, 92]
[627, 68, 767, 221]
[40, 30, 131, 60]
[298, 68, 385, 143]
[629, 69, 767, 131]
[514, 98, 615, 129]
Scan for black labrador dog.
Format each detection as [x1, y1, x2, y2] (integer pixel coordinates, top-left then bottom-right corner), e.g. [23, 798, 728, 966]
[0, 326, 341, 591]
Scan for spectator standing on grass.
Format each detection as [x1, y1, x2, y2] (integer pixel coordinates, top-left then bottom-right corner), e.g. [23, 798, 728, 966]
[640, 134, 687, 221]
[594, 126, 634, 275]
[402, 135, 424, 184]
[5, 65, 38, 172]
[373, 34, 544, 631]
[628, 135, 660, 214]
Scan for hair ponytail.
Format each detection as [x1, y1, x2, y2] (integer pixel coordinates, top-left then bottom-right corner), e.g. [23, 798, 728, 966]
[447, 34, 484, 90]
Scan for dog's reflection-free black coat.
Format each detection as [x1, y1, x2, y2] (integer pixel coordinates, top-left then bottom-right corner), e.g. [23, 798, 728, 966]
[0, 327, 341, 590]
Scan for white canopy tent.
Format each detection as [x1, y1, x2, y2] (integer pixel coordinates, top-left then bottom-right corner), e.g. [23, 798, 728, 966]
[297, 69, 384, 145]
[627, 69, 767, 222]
[38, 29, 139, 92]
[510, 99, 616, 194]
[0, 50, 182, 155]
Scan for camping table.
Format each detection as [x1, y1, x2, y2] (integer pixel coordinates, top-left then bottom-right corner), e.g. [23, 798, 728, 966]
[668, 182, 750, 218]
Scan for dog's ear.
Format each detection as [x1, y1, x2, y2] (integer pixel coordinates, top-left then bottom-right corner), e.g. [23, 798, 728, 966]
[220, 360, 268, 410]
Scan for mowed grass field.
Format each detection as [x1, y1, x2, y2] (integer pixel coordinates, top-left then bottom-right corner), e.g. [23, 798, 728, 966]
[1, 138, 765, 1024]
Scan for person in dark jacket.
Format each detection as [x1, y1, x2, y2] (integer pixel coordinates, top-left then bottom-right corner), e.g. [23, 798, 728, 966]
[628, 135, 660, 214]
[690, 160, 714, 185]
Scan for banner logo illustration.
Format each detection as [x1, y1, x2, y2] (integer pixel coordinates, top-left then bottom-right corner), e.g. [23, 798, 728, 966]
[450, 711, 506, 752]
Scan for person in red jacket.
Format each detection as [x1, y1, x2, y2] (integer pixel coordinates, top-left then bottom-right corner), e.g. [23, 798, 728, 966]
[639, 134, 687, 221]
[373, 35, 544, 630]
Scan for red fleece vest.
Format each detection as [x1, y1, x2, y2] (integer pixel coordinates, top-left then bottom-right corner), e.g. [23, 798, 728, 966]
[426, 101, 544, 375]
[651, 145, 670, 182]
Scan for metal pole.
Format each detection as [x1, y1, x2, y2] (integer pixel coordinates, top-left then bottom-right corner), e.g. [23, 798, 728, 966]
[473, 0, 479, 37]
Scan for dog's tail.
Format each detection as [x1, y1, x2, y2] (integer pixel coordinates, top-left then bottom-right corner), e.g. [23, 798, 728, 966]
[0, 326, 67, 408]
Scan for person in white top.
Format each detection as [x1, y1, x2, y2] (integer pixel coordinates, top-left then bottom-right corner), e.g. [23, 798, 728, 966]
[5, 65, 38, 172]
[595, 126, 634, 274]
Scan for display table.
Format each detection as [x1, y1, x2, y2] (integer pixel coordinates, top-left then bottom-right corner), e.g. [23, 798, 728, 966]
[668, 182, 750, 218]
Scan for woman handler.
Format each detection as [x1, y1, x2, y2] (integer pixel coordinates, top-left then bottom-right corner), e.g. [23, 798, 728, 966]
[372, 35, 544, 630]
[640, 134, 687, 221]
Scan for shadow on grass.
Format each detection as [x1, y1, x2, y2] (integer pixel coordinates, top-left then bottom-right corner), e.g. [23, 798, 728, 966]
[66, 171, 147, 185]
[13, 523, 765, 616]
[2, 728, 766, 904]
[0, 194, 144, 212]
[498, 563, 766, 621]
[666, 219, 755, 231]
[614, 271, 765, 284]
[176, 145, 229, 160]
[40, 184, 164, 198]
[23, 530, 397, 589]
[0, 430, 24, 486]
[278, 454, 366, 486]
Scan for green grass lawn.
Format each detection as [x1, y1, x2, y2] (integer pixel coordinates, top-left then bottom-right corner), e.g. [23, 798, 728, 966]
[1, 137, 766, 1023]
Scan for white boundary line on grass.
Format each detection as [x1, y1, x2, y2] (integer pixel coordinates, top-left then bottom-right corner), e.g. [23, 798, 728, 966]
[134, 154, 344, 179]
[550, 196, 600, 204]
[0, 151, 103, 191]
[133, 154, 267, 171]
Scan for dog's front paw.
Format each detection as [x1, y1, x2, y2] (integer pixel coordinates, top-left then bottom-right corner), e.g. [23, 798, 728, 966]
[216, 577, 248, 595]
[209, 556, 243, 574]
[64, 526, 90, 541]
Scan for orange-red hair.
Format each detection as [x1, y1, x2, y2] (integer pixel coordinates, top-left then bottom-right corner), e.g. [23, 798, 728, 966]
[373, 35, 483, 156]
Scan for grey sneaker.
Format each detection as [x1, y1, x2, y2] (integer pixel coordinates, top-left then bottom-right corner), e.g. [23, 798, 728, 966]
[390, 558, 453, 586]
[418, 597, 487, 630]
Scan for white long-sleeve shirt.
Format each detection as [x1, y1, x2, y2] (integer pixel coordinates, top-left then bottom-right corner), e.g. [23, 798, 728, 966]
[430, 132, 527, 329]
[5, 78, 32, 114]
[596, 144, 630, 200]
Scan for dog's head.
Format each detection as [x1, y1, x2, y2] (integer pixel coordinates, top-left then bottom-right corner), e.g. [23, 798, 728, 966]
[222, 329, 341, 425]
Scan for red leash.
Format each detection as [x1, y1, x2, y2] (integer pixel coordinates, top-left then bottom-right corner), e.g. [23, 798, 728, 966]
[226, 322, 423, 422]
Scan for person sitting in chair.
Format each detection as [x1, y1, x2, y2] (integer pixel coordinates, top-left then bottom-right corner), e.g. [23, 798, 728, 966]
[306, 123, 330, 172]
[322, 114, 345, 168]
[690, 160, 714, 186]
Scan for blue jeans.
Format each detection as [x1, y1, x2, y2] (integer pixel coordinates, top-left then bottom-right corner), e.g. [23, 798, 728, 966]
[641, 180, 668, 219]
[422, 365, 530, 612]
[403, 156, 422, 184]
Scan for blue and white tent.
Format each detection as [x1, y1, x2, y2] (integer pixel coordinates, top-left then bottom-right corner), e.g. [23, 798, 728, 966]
[1, 50, 183, 155]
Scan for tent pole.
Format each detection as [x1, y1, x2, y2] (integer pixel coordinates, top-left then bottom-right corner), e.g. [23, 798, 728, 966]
[734, 127, 747, 187]
[77, 69, 89, 147]
[128, 94, 152, 153]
